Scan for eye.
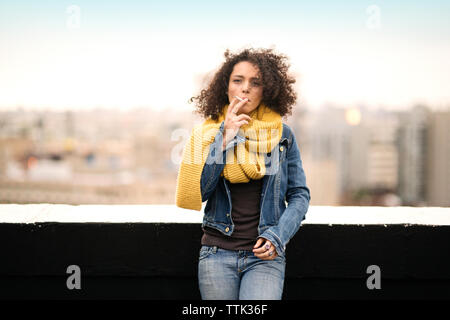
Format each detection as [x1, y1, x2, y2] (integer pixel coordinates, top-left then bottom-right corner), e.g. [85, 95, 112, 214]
[233, 79, 241, 83]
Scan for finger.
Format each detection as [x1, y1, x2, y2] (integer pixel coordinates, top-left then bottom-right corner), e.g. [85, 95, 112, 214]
[253, 238, 265, 252]
[265, 247, 276, 258]
[258, 239, 271, 250]
[255, 251, 275, 260]
[253, 238, 264, 249]
[228, 97, 247, 115]
[255, 240, 272, 255]
[227, 97, 240, 115]
[231, 98, 248, 114]
[235, 114, 252, 121]
[268, 249, 278, 259]
[256, 247, 277, 260]
[235, 120, 249, 127]
[253, 241, 269, 253]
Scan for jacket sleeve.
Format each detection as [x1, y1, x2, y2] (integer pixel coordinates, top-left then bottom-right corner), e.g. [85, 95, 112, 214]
[259, 130, 311, 256]
[200, 121, 243, 202]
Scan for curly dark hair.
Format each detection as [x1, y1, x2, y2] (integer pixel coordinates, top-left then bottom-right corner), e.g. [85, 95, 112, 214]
[189, 47, 297, 121]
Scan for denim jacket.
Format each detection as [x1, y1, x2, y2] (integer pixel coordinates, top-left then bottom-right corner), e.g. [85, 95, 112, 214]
[200, 120, 311, 256]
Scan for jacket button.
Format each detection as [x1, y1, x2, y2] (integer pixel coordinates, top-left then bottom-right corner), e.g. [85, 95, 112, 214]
[226, 213, 230, 217]
[225, 227, 230, 232]
[280, 146, 284, 152]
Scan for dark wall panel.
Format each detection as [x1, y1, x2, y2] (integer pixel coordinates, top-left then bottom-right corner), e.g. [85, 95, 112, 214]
[1, 223, 449, 299]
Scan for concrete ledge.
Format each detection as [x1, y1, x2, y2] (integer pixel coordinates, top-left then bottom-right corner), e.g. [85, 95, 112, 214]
[1, 204, 450, 225]
[1, 205, 450, 300]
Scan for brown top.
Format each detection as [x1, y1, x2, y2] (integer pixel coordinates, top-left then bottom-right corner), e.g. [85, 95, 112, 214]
[201, 178, 263, 251]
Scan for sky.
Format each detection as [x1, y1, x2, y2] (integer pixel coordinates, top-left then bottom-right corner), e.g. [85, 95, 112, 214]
[1, 0, 450, 111]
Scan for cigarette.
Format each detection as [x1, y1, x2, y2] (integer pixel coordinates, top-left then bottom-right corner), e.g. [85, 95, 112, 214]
[234, 96, 247, 101]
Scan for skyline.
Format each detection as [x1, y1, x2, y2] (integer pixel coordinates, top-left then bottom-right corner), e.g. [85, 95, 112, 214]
[1, 0, 450, 111]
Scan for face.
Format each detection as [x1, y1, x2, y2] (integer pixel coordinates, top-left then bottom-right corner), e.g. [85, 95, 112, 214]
[227, 61, 263, 116]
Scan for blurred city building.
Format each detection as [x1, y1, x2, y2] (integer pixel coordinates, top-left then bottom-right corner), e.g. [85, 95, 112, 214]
[397, 105, 429, 206]
[291, 104, 449, 207]
[0, 104, 449, 207]
[426, 110, 450, 207]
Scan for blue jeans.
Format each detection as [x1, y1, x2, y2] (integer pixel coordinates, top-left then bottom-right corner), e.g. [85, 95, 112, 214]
[198, 245, 286, 300]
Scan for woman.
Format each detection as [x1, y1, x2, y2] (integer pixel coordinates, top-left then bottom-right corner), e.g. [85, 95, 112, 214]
[175, 48, 310, 300]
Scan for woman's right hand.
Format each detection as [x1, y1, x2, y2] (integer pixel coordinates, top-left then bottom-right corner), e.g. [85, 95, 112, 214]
[222, 97, 252, 150]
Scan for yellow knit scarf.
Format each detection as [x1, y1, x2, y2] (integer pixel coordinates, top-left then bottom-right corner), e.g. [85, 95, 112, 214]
[175, 103, 283, 211]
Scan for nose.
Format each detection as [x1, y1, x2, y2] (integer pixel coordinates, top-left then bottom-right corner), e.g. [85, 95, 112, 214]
[242, 81, 250, 93]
